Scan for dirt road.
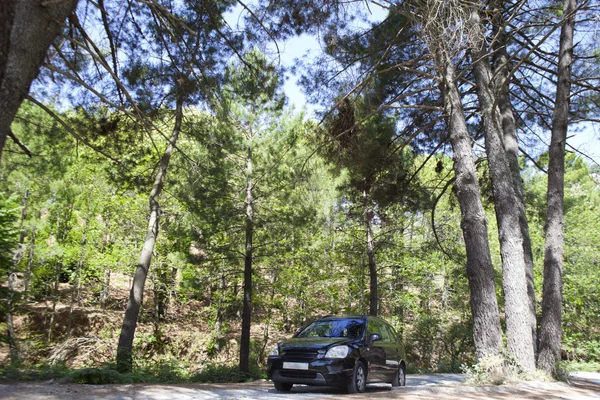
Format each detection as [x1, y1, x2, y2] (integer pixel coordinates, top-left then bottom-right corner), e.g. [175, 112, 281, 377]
[0, 373, 598, 399]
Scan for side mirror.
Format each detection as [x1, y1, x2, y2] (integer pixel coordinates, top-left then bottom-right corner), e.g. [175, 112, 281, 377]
[369, 333, 382, 344]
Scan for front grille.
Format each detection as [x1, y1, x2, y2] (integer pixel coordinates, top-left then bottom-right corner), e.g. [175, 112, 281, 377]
[282, 350, 318, 362]
[279, 370, 318, 379]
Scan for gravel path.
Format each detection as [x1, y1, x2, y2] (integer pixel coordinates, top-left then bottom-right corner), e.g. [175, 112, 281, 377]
[0, 373, 598, 399]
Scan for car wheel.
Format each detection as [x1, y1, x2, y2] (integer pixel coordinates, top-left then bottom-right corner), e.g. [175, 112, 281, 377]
[274, 382, 293, 392]
[347, 360, 367, 394]
[392, 364, 406, 387]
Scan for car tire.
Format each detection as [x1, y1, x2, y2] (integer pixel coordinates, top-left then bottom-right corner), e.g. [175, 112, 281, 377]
[347, 360, 367, 394]
[392, 364, 406, 387]
[274, 382, 293, 392]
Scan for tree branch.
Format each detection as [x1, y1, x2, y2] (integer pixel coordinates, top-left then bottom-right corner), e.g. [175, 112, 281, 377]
[7, 130, 33, 158]
[26, 96, 120, 164]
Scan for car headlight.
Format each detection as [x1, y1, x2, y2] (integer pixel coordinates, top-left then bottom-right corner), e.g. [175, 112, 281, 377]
[325, 345, 349, 358]
[269, 345, 279, 356]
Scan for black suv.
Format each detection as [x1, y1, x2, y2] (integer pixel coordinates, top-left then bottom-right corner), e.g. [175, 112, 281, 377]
[266, 315, 407, 393]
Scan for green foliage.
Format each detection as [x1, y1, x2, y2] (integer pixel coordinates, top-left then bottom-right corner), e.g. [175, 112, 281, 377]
[321, 95, 426, 207]
[563, 338, 600, 362]
[0, 194, 20, 274]
[130, 360, 193, 383]
[191, 363, 266, 383]
[403, 313, 474, 373]
[4, 64, 599, 382]
[558, 360, 600, 373]
[0, 361, 265, 384]
[0, 363, 71, 381]
[71, 368, 134, 384]
[524, 154, 600, 363]
[206, 335, 229, 358]
[224, 50, 285, 111]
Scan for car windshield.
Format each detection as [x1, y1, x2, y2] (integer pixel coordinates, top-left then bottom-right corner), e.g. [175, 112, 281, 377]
[296, 319, 365, 339]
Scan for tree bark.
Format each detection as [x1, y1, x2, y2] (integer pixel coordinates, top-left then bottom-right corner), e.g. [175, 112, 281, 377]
[362, 190, 378, 316]
[469, 9, 536, 372]
[215, 269, 225, 338]
[67, 206, 88, 338]
[491, 4, 537, 353]
[538, 0, 576, 374]
[0, 0, 78, 162]
[100, 269, 111, 311]
[48, 257, 61, 342]
[6, 269, 18, 365]
[0, 0, 17, 85]
[240, 144, 253, 373]
[441, 58, 504, 360]
[116, 99, 183, 373]
[24, 230, 35, 300]
[6, 189, 29, 364]
[48, 209, 63, 343]
[259, 269, 277, 364]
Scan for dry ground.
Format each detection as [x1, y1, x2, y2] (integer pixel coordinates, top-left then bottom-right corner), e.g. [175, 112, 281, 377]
[0, 374, 598, 400]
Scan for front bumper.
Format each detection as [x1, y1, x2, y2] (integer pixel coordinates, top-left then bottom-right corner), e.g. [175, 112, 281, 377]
[267, 357, 356, 387]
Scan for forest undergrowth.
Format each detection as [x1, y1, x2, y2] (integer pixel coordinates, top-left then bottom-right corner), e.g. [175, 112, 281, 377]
[0, 269, 478, 384]
[0, 272, 269, 383]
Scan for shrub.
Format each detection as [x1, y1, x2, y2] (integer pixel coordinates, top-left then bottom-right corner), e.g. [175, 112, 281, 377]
[462, 355, 531, 385]
[71, 368, 133, 384]
[191, 363, 265, 383]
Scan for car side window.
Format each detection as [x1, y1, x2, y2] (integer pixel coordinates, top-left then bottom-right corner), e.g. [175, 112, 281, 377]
[383, 323, 400, 343]
[367, 319, 392, 342]
[366, 319, 379, 338]
[388, 325, 400, 343]
[379, 323, 393, 342]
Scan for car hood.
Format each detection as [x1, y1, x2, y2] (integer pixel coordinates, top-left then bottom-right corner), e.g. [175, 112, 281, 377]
[279, 337, 354, 351]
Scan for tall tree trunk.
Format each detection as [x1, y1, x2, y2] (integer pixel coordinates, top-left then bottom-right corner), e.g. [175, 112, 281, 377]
[0, 0, 17, 85]
[100, 269, 111, 311]
[215, 269, 225, 339]
[491, 4, 537, 353]
[7, 241, 23, 365]
[48, 257, 61, 342]
[362, 190, 378, 316]
[151, 270, 161, 338]
[538, 0, 576, 374]
[48, 211, 62, 343]
[441, 58, 504, 360]
[24, 230, 35, 300]
[116, 99, 183, 373]
[6, 189, 29, 365]
[67, 206, 89, 338]
[6, 268, 18, 365]
[259, 269, 277, 364]
[0, 0, 78, 161]
[240, 144, 253, 373]
[469, 9, 536, 372]
[394, 264, 404, 335]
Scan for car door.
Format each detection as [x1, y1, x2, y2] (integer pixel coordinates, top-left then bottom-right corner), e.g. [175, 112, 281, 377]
[363, 318, 386, 382]
[380, 322, 402, 379]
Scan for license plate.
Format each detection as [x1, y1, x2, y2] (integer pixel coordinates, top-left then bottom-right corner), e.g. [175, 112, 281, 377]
[283, 362, 309, 370]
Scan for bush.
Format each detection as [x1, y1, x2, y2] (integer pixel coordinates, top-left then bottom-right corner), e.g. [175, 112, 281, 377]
[0, 362, 70, 381]
[130, 359, 191, 383]
[191, 363, 266, 383]
[558, 360, 600, 373]
[462, 355, 531, 385]
[563, 338, 600, 363]
[71, 368, 133, 384]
